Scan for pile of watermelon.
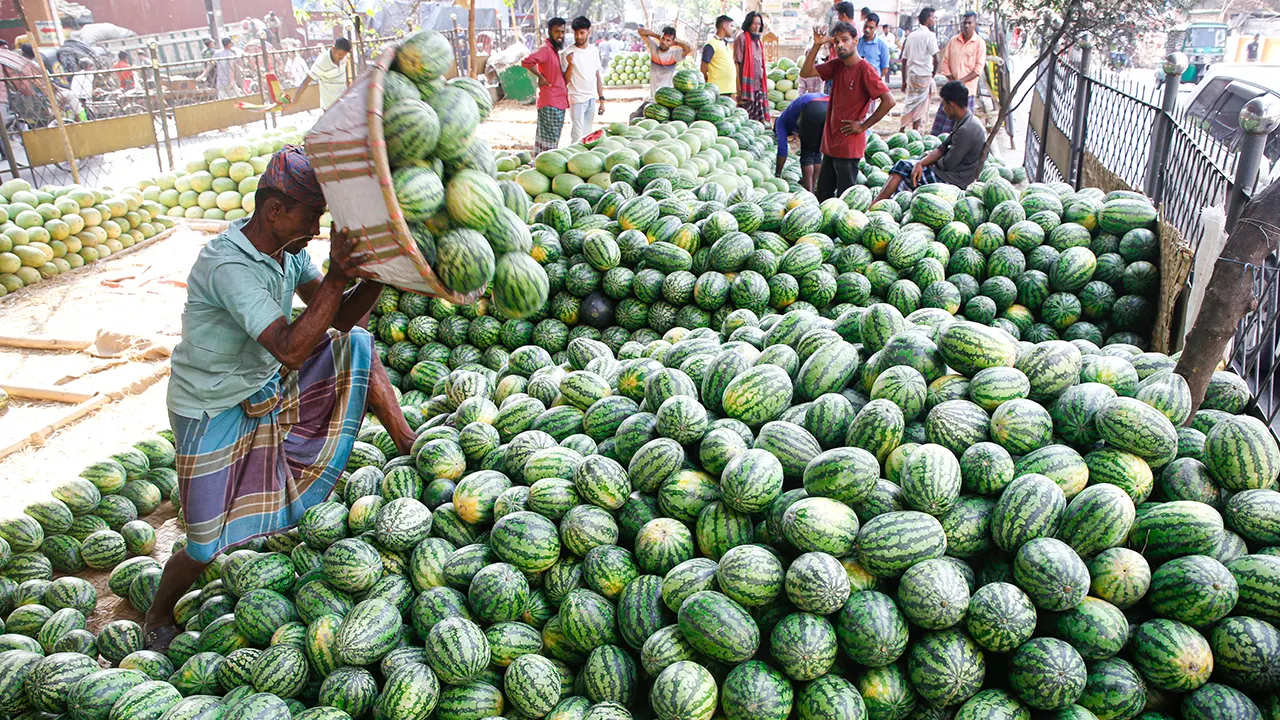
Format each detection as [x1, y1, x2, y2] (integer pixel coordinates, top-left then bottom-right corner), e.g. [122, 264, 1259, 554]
[642, 69, 753, 126]
[8, 311, 1280, 720]
[0, 178, 179, 298]
[134, 128, 306, 224]
[380, 113, 1159, 396]
[765, 58, 803, 115]
[381, 29, 550, 318]
[5, 67, 1276, 720]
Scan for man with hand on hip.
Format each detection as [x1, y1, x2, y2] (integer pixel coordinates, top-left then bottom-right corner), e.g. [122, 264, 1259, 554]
[801, 22, 895, 200]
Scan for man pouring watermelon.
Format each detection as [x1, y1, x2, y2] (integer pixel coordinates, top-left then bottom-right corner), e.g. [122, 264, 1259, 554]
[143, 147, 417, 652]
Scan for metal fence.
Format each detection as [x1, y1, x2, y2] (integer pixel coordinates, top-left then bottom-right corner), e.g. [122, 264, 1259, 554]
[0, 28, 497, 189]
[1023, 48, 1240, 260]
[1229, 255, 1280, 428]
[1023, 45, 1280, 427]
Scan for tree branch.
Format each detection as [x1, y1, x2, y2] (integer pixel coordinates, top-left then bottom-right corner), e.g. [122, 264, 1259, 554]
[1175, 181, 1280, 416]
[979, 8, 1076, 161]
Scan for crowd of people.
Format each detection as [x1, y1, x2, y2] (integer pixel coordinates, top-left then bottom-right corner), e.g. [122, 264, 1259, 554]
[522, 4, 989, 203]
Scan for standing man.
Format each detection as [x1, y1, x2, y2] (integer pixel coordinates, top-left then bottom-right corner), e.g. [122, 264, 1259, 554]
[702, 15, 736, 96]
[562, 16, 605, 144]
[202, 37, 242, 100]
[143, 147, 415, 652]
[775, 92, 829, 191]
[874, 81, 986, 202]
[598, 29, 616, 70]
[898, 7, 938, 132]
[292, 38, 352, 110]
[801, 23, 895, 200]
[264, 11, 283, 48]
[523, 18, 571, 155]
[1246, 34, 1261, 62]
[734, 12, 769, 121]
[858, 12, 892, 83]
[933, 11, 984, 135]
[113, 50, 135, 90]
[639, 26, 692, 98]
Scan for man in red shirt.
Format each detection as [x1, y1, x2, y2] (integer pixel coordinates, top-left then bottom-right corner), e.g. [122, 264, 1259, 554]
[522, 17, 571, 156]
[801, 22, 895, 200]
[113, 51, 135, 90]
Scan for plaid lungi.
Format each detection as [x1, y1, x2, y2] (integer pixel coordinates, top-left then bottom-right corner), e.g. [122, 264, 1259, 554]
[901, 71, 934, 128]
[889, 158, 939, 189]
[534, 106, 566, 156]
[170, 328, 373, 562]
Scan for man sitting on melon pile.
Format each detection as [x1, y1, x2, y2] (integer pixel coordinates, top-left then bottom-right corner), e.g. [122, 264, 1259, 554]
[872, 80, 986, 203]
[143, 147, 416, 652]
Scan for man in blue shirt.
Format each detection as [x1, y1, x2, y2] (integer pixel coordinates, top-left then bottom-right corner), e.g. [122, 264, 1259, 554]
[775, 92, 829, 191]
[858, 12, 892, 83]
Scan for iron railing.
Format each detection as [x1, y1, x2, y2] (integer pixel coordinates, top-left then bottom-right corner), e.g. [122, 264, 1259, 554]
[1229, 255, 1280, 428]
[1024, 46, 1279, 429]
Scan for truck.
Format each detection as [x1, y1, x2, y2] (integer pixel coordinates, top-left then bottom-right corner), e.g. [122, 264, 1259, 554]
[1166, 21, 1228, 83]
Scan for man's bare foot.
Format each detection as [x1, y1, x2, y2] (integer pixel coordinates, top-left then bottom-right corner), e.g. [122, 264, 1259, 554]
[143, 623, 182, 654]
[392, 426, 417, 456]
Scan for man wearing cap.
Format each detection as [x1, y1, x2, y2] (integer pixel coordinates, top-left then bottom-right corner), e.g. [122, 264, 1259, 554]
[143, 147, 416, 652]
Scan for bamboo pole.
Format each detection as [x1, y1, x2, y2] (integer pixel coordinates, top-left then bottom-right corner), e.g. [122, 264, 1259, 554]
[14, 0, 81, 184]
[637, 0, 650, 28]
[468, 0, 478, 78]
[0, 363, 171, 462]
[0, 394, 109, 461]
[531, 0, 541, 42]
[0, 335, 92, 351]
[0, 385, 97, 403]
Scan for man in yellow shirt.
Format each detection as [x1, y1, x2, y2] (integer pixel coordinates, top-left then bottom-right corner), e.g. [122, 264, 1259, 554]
[701, 15, 736, 96]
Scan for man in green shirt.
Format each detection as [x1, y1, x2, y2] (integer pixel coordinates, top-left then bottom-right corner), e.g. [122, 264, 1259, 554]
[145, 147, 414, 651]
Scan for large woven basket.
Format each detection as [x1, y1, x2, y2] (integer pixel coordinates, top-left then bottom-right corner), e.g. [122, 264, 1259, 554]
[305, 44, 480, 305]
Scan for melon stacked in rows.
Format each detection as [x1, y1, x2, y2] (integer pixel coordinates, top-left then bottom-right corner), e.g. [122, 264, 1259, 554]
[382, 30, 549, 318]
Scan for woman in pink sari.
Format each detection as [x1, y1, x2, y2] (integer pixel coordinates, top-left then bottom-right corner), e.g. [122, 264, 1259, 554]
[734, 12, 769, 121]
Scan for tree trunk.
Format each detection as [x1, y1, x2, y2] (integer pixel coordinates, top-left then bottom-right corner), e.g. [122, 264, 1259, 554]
[1175, 180, 1280, 417]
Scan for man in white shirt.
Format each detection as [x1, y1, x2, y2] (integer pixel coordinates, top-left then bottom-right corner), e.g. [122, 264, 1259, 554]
[70, 59, 95, 113]
[200, 37, 242, 100]
[293, 37, 352, 110]
[898, 7, 939, 132]
[285, 49, 310, 88]
[562, 16, 605, 143]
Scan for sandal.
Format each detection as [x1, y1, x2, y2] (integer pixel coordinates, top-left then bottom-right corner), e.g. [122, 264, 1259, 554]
[143, 623, 182, 654]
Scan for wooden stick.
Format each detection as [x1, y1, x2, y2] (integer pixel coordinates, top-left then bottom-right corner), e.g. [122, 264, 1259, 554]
[0, 335, 93, 351]
[468, 0, 478, 78]
[0, 394, 110, 462]
[0, 364, 171, 462]
[0, 385, 97, 403]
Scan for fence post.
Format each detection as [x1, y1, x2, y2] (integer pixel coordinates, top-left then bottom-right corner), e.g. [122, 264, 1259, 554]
[0, 77, 22, 180]
[1067, 34, 1092, 188]
[1036, 50, 1058, 182]
[1225, 96, 1280, 232]
[149, 43, 176, 172]
[1143, 52, 1186, 203]
[259, 34, 275, 129]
